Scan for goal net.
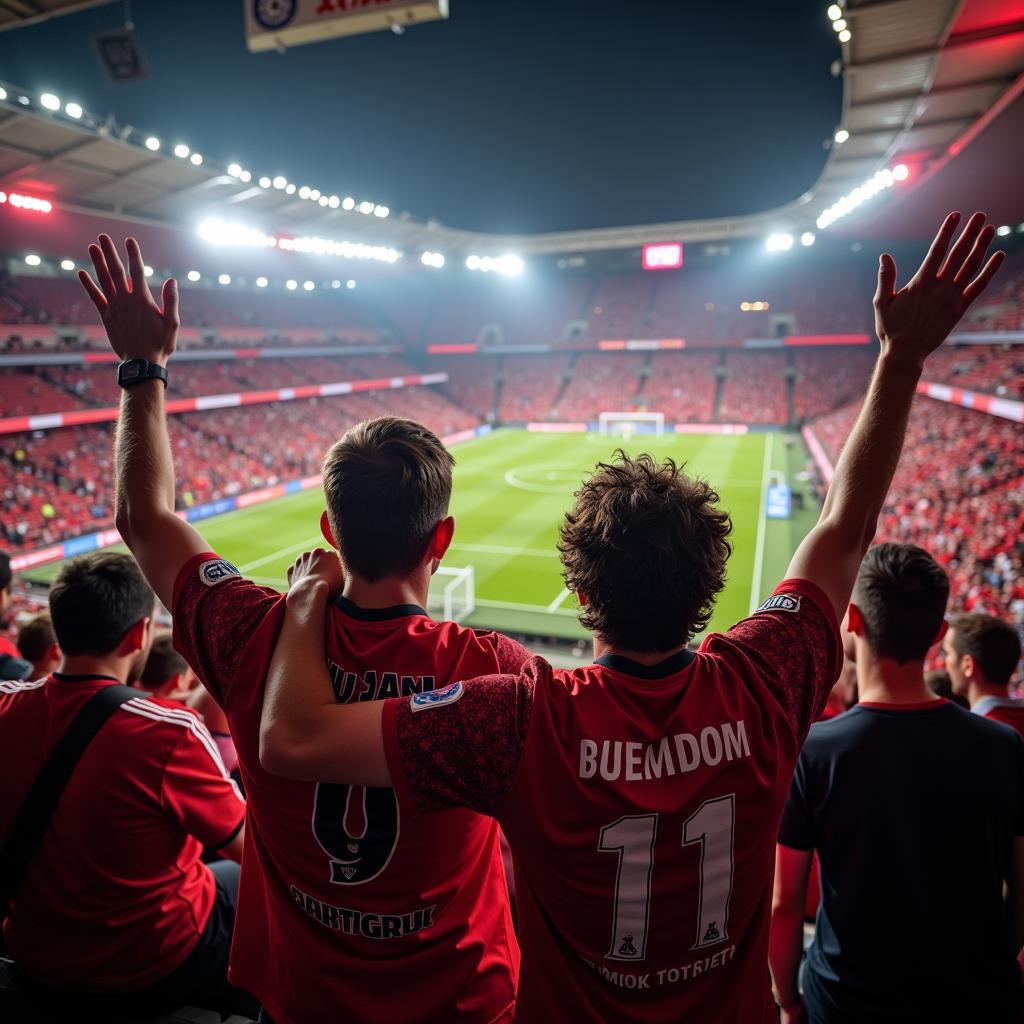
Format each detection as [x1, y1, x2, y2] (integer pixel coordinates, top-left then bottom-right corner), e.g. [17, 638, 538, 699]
[427, 565, 476, 623]
[598, 411, 665, 439]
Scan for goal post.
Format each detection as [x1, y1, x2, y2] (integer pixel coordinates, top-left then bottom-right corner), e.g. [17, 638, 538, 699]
[598, 411, 665, 438]
[427, 565, 476, 623]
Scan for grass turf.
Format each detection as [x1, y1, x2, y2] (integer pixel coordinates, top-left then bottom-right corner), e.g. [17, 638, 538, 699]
[24, 428, 819, 642]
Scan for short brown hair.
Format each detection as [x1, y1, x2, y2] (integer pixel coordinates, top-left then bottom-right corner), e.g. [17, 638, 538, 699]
[558, 452, 732, 652]
[140, 631, 188, 685]
[49, 552, 154, 656]
[17, 613, 56, 663]
[950, 613, 1021, 686]
[852, 543, 949, 663]
[322, 416, 454, 582]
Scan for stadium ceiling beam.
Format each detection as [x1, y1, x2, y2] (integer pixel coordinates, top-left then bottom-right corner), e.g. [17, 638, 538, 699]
[0, 0, 111, 32]
[848, 18, 1024, 69]
[0, 137, 132, 180]
[845, 115, 973, 138]
[848, 76, 1013, 108]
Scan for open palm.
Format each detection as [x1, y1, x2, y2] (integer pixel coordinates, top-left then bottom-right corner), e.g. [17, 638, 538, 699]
[873, 212, 1003, 369]
[78, 234, 179, 364]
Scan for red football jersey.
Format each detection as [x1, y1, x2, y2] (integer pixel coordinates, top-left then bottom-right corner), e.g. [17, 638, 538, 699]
[173, 553, 532, 1024]
[974, 695, 1024, 740]
[0, 674, 245, 991]
[383, 579, 840, 1023]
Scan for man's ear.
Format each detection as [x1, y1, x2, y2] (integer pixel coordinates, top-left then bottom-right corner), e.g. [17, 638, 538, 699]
[962, 652, 976, 680]
[846, 603, 866, 637]
[933, 619, 949, 647]
[120, 617, 150, 656]
[429, 517, 455, 562]
[320, 511, 338, 549]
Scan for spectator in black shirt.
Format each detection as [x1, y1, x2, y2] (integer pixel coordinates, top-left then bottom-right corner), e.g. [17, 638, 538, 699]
[769, 543, 1024, 1024]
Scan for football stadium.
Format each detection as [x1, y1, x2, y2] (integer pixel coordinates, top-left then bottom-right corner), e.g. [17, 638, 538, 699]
[0, 2, 1023, 1022]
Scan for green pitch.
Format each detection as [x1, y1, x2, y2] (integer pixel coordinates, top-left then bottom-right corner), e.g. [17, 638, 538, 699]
[26, 428, 818, 641]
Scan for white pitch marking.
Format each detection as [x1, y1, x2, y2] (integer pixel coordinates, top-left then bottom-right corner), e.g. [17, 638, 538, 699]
[748, 432, 775, 614]
[238, 536, 325, 573]
[449, 541, 557, 558]
[546, 587, 572, 613]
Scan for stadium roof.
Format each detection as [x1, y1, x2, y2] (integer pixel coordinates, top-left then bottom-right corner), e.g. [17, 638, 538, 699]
[0, 0, 108, 32]
[0, 0, 1022, 260]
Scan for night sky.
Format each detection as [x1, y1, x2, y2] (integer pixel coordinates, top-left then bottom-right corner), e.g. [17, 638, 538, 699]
[0, 0, 843, 234]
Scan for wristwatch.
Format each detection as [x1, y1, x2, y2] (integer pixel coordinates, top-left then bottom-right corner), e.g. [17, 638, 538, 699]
[117, 358, 168, 388]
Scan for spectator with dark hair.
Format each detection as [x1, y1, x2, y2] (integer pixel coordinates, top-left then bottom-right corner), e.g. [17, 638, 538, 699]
[944, 613, 1024, 734]
[0, 552, 31, 680]
[924, 667, 968, 709]
[140, 633, 239, 775]
[139, 630, 197, 702]
[0, 551, 253, 1018]
[770, 543, 1024, 1023]
[15, 614, 61, 680]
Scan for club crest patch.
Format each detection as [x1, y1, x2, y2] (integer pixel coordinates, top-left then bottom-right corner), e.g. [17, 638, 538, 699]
[410, 681, 464, 712]
[755, 593, 801, 614]
[199, 559, 241, 587]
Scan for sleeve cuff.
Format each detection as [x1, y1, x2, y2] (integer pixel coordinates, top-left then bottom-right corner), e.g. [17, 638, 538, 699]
[172, 551, 220, 614]
[212, 814, 246, 851]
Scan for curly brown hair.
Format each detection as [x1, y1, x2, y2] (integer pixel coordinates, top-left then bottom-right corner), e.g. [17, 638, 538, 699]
[558, 452, 732, 652]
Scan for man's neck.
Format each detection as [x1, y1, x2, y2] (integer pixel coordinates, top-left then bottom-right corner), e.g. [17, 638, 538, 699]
[967, 680, 1010, 709]
[856, 658, 937, 705]
[342, 570, 429, 612]
[57, 655, 130, 683]
[592, 637, 687, 666]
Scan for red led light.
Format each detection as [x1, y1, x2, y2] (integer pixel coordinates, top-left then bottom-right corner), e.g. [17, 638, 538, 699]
[0, 190, 53, 213]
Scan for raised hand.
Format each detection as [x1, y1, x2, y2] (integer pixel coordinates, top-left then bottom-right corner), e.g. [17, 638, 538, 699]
[286, 548, 345, 599]
[873, 211, 1004, 370]
[78, 235, 179, 365]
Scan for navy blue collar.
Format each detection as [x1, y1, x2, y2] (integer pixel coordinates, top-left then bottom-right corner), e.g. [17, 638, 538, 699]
[334, 594, 428, 621]
[52, 672, 122, 684]
[595, 649, 695, 680]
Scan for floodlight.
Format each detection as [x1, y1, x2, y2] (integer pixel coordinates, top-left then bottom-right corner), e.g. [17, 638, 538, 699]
[174, 144, 190, 158]
[346, 279, 356, 289]
[40, 93, 60, 111]
[892, 163, 909, 181]
[800, 231, 816, 247]
[25, 254, 41, 266]
[298, 186, 311, 199]
[996, 225, 1012, 237]
[838, 28, 851, 41]
[187, 270, 201, 282]
[145, 136, 160, 151]
[834, 129, 849, 144]
[827, 4, 842, 20]
[240, 170, 252, 183]
[256, 276, 269, 288]
[342, 197, 355, 210]
[0, 87, 7, 101]
[227, 163, 242, 177]
[832, 18, 847, 31]
[65, 102, 83, 119]
[328, 195, 340, 208]
[286, 279, 298, 290]
[218, 273, 231, 285]
[303, 280, 315, 291]
[144, 265, 154, 277]
[259, 176, 271, 188]
[766, 233, 794, 252]
[60, 259, 75, 271]
[272, 175, 287, 190]
[285, 183, 296, 195]
[190, 152, 203, 166]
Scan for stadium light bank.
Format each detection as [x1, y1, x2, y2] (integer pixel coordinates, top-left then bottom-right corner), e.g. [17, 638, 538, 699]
[817, 164, 909, 230]
[466, 254, 525, 277]
[197, 218, 402, 264]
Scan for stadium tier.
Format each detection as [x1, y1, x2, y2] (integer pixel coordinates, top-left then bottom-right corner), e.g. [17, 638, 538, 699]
[809, 396, 1023, 621]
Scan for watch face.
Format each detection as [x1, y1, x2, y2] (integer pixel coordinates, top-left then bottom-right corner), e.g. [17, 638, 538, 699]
[122, 363, 142, 380]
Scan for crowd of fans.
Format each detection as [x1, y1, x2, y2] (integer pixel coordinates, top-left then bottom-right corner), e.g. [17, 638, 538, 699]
[811, 395, 1023, 623]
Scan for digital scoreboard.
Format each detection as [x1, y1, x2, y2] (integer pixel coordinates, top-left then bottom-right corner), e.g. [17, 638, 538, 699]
[642, 242, 684, 271]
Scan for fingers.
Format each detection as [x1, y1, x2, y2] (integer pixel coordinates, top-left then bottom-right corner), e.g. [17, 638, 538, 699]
[917, 212, 961, 279]
[953, 223, 996, 286]
[88, 243, 117, 300]
[874, 253, 897, 306]
[938, 211, 986, 279]
[161, 277, 180, 327]
[125, 238, 153, 300]
[99, 234, 130, 294]
[77, 269, 108, 315]
[963, 250, 1005, 308]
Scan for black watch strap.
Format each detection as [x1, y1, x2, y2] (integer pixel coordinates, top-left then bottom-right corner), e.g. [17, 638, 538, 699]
[118, 359, 168, 388]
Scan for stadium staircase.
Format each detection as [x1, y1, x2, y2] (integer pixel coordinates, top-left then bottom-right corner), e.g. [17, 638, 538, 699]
[491, 358, 506, 421]
[711, 360, 727, 422]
